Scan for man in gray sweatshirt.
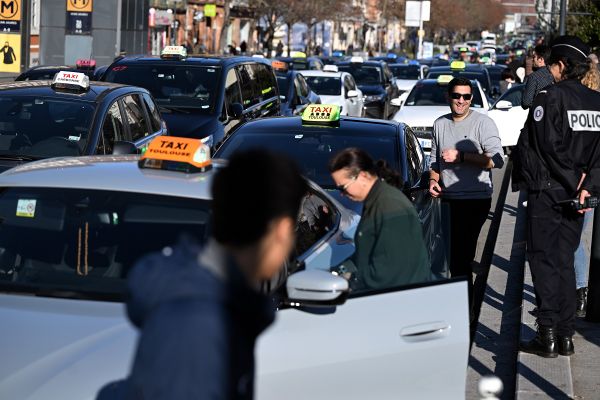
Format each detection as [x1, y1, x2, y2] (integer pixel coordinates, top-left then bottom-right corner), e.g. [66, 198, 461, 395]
[429, 77, 504, 328]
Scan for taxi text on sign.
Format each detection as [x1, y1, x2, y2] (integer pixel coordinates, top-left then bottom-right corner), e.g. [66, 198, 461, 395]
[67, 0, 92, 13]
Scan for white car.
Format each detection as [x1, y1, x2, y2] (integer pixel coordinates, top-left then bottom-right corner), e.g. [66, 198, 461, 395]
[389, 63, 428, 95]
[300, 67, 365, 117]
[0, 139, 470, 399]
[391, 77, 490, 154]
[487, 84, 526, 148]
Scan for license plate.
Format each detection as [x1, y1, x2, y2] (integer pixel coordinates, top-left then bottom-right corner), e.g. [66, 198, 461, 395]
[419, 139, 432, 149]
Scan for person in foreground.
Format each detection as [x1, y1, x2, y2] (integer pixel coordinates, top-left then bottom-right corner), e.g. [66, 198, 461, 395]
[97, 150, 308, 399]
[329, 148, 430, 292]
[513, 35, 600, 358]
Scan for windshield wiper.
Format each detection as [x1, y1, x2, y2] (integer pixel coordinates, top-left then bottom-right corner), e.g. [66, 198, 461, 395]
[159, 105, 192, 114]
[0, 153, 41, 161]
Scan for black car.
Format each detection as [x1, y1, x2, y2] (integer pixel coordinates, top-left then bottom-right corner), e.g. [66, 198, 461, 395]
[0, 73, 166, 171]
[275, 70, 321, 116]
[274, 56, 324, 71]
[214, 114, 449, 278]
[15, 62, 96, 81]
[102, 49, 280, 147]
[336, 58, 399, 119]
[426, 63, 496, 99]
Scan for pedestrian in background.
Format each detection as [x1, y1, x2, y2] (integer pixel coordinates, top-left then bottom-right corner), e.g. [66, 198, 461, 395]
[97, 150, 308, 400]
[329, 148, 430, 291]
[521, 44, 553, 109]
[499, 68, 516, 94]
[573, 62, 600, 318]
[514, 35, 600, 358]
[429, 77, 505, 329]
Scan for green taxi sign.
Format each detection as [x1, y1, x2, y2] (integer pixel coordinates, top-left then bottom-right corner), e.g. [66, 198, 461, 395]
[302, 104, 341, 125]
[437, 75, 454, 85]
[450, 60, 466, 70]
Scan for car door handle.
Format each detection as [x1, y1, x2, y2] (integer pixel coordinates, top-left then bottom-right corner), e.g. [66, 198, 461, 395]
[400, 322, 450, 342]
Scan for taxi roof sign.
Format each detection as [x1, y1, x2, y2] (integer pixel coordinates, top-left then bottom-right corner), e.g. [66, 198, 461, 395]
[76, 59, 96, 69]
[51, 71, 90, 92]
[301, 104, 341, 126]
[450, 60, 466, 70]
[350, 56, 364, 63]
[139, 136, 212, 173]
[323, 64, 338, 73]
[161, 46, 187, 60]
[290, 51, 307, 58]
[437, 75, 454, 85]
[271, 60, 288, 71]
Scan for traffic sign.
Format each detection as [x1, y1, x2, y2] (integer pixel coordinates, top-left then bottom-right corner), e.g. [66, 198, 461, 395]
[67, 0, 92, 13]
[204, 4, 216, 18]
[0, 0, 20, 20]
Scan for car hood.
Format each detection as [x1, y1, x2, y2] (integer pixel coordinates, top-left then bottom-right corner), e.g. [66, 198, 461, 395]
[161, 113, 221, 140]
[357, 85, 385, 96]
[0, 294, 136, 400]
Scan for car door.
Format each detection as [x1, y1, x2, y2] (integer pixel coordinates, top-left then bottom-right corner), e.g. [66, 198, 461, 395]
[120, 94, 157, 148]
[96, 100, 126, 154]
[256, 280, 469, 399]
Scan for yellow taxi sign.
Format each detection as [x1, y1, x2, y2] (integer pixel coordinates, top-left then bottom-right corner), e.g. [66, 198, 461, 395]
[436, 75, 454, 85]
[301, 104, 341, 125]
[139, 137, 212, 173]
[51, 71, 90, 91]
[161, 45, 187, 60]
[290, 51, 307, 58]
[450, 60, 466, 70]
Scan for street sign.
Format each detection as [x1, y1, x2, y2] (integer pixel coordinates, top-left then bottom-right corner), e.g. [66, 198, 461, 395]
[67, 0, 92, 13]
[204, 4, 216, 18]
[0, 0, 21, 33]
[422, 41, 433, 58]
[405, 1, 430, 27]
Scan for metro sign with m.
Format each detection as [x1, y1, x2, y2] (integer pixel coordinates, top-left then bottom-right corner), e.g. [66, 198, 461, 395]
[67, 0, 93, 12]
[0, 0, 20, 20]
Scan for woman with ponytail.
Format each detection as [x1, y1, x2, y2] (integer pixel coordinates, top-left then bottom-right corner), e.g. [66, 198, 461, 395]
[328, 147, 430, 291]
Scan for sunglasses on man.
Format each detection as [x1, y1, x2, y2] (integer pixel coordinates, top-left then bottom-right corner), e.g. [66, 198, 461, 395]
[450, 92, 472, 100]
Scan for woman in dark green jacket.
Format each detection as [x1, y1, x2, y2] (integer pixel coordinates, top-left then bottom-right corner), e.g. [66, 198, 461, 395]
[329, 148, 430, 292]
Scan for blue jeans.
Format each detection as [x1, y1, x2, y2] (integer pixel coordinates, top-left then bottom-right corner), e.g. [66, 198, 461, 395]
[574, 211, 593, 289]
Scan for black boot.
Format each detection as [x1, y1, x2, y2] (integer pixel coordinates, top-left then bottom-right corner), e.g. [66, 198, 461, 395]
[520, 326, 558, 358]
[576, 287, 588, 318]
[558, 335, 574, 356]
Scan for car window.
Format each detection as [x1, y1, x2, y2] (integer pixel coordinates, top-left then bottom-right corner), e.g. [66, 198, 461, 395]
[427, 70, 491, 92]
[404, 128, 423, 184]
[405, 82, 484, 108]
[390, 66, 420, 80]
[0, 187, 210, 301]
[295, 189, 336, 258]
[255, 64, 278, 101]
[121, 95, 150, 142]
[141, 93, 162, 133]
[224, 68, 243, 116]
[276, 75, 290, 101]
[238, 64, 261, 109]
[343, 76, 353, 94]
[296, 74, 310, 97]
[99, 101, 125, 154]
[338, 65, 382, 85]
[303, 76, 341, 96]
[103, 65, 220, 113]
[494, 86, 523, 108]
[0, 96, 94, 158]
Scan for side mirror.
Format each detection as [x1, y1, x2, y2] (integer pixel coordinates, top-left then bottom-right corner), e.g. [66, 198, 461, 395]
[495, 100, 512, 110]
[285, 270, 349, 307]
[230, 102, 244, 119]
[347, 89, 359, 98]
[112, 141, 138, 155]
[391, 97, 403, 107]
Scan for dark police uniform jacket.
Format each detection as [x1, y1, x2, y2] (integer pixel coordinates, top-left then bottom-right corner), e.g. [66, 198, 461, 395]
[351, 180, 430, 291]
[97, 237, 275, 400]
[513, 79, 600, 196]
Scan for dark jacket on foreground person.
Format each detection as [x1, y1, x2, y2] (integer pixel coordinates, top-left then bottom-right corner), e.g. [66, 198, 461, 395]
[351, 180, 430, 290]
[97, 237, 275, 400]
[513, 79, 600, 195]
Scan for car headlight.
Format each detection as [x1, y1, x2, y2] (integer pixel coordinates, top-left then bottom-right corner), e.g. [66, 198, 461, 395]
[364, 94, 384, 103]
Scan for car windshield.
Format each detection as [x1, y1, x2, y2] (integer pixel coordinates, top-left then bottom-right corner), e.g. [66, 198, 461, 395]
[216, 131, 399, 188]
[390, 66, 420, 80]
[104, 64, 220, 113]
[427, 70, 490, 91]
[276, 76, 289, 100]
[0, 96, 95, 158]
[0, 188, 210, 300]
[337, 65, 382, 85]
[405, 82, 484, 108]
[303, 76, 341, 95]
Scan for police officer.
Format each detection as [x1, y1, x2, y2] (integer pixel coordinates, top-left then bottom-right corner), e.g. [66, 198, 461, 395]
[514, 36, 600, 358]
[97, 150, 308, 399]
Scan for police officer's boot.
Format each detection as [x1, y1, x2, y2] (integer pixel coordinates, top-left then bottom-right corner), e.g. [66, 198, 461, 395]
[576, 287, 588, 318]
[557, 335, 574, 356]
[520, 326, 558, 358]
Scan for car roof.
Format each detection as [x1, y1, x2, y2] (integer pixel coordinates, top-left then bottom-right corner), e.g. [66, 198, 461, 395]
[0, 80, 137, 102]
[299, 70, 343, 78]
[335, 60, 385, 68]
[222, 115, 401, 139]
[111, 55, 272, 68]
[0, 155, 223, 199]
[428, 64, 486, 72]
